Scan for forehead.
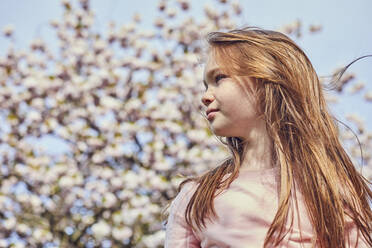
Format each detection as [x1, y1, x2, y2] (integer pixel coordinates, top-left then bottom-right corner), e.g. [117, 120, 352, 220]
[203, 47, 243, 76]
[203, 52, 223, 76]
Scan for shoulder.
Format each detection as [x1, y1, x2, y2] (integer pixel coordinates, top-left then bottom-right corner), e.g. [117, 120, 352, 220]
[166, 180, 199, 234]
[169, 180, 199, 213]
[165, 179, 201, 247]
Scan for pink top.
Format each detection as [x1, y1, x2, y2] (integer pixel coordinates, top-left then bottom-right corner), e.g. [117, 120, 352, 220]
[165, 167, 368, 248]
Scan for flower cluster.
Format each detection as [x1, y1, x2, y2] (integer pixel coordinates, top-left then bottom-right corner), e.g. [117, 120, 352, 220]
[0, 0, 370, 247]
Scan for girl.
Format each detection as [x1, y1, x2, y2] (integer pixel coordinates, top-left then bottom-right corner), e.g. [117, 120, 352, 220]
[164, 27, 372, 247]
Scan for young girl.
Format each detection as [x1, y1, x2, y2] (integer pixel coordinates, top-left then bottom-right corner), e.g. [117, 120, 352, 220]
[164, 27, 372, 247]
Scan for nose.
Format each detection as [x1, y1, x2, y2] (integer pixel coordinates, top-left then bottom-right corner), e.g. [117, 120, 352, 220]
[201, 90, 214, 107]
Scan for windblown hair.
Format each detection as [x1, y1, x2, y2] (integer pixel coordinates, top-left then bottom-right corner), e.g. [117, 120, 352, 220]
[179, 27, 372, 247]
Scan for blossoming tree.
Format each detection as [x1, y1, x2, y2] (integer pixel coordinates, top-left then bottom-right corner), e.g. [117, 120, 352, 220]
[0, 0, 371, 247]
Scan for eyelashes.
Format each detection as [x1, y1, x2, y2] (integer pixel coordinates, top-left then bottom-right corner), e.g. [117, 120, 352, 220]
[203, 74, 228, 91]
[214, 74, 228, 83]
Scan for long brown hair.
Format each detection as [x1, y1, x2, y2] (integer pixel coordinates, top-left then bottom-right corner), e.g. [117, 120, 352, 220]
[178, 27, 372, 247]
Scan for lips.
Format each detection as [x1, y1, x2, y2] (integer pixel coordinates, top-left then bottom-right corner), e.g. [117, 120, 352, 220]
[206, 108, 219, 116]
[206, 109, 219, 121]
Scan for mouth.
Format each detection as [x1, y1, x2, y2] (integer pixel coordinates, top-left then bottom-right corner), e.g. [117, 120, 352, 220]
[207, 110, 219, 120]
[206, 109, 219, 116]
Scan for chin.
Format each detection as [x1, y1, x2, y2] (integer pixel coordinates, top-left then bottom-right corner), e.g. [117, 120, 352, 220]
[211, 127, 233, 137]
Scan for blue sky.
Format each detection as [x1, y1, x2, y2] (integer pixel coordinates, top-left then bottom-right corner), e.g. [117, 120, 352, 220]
[1, 0, 371, 128]
[0, 2, 370, 245]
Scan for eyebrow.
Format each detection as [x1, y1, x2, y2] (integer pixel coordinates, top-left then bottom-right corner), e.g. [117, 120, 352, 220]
[203, 68, 221, 89]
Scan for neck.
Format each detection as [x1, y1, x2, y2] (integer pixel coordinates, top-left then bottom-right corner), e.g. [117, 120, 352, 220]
[238, 120, 274, 172]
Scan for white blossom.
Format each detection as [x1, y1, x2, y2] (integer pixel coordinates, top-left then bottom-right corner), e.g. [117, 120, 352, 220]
[32, 228, 52, 242]
[122, 208, 140, 225]
[0, 240, 7, 248]
[112, 226, 133, 240]
[3, 217, 16, 230]
[0, 0, 370, 246]
[103, 192, 117, 208]
[364, 91, 372, 102]
[30, 195, 42, 208]
[91, 221, 111, 239]
[2, 24, 14, 36]
[59, 176, 75, 188]
[123, 175, 139, 190]
[349, 82, 365, 94]
[142, 230, 165, 248]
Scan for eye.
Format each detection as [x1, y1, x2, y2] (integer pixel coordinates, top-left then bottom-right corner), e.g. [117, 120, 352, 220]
[215, 74, 227, 84]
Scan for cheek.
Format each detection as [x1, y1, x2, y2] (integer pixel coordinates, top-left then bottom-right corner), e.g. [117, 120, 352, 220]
[217, 80, 259, 118]
[227, 95, 258, 120]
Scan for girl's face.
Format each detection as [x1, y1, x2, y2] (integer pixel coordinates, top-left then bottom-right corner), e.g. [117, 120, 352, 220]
[201, 52, 261, 139]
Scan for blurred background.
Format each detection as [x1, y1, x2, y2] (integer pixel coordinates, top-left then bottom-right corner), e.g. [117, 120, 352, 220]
[0, 0, 371, 247]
